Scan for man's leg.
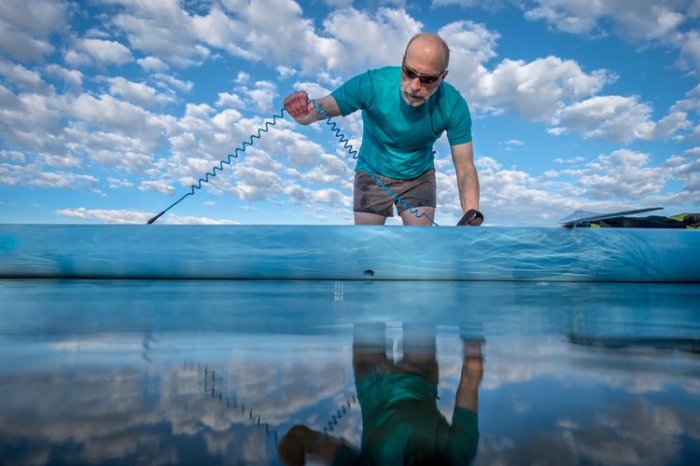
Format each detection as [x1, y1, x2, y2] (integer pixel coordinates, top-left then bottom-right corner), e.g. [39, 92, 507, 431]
[395, 323, 438, 385]
[400, 207, 435, 226]
[353, 322, 389, 379]
[354, 212, 388, 225]
[353, 171, 392, 224]
[395, 170, 437, 226]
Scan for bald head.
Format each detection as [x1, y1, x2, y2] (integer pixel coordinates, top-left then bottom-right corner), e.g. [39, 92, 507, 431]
[404, 33, 450, 70]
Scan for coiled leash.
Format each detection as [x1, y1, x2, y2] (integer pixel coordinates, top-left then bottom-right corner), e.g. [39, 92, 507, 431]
[147, 102, 482, 226]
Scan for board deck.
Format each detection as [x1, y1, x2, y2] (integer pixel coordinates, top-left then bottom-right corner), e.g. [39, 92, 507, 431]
[559, 207, 664, 227]
[1, 224, 698, 282]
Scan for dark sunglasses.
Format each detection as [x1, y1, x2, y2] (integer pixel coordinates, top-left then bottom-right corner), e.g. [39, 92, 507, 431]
[401, 62, 445, 85]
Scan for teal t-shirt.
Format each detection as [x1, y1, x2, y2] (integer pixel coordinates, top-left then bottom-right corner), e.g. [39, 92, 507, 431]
[331, 66, 472, 180]
[330, 372, 479, 466]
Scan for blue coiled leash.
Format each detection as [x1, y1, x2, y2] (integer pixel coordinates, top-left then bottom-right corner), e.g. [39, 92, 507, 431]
[147, 101, 438, 225]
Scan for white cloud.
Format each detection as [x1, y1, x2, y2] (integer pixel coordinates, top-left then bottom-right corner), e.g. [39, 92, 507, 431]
[41, 152, 81, 169]
[244, 81, 279, 113]
[137, 56, 169, 73]
[283, 183, 352, 207]
[216, 91, 246, 109]
[479, 56, 613, 121]
[0, 150, 26, 162]
[522, 0, 700, 75]
[153, 74, 194, 93]
[217, 80, 281, 113]
[523, 0, 684, 38]
[322, 0, 354, 7]
[69, 93, 166, 139]
[438, 20, 500, 109]
[0, 86, 65, 153]
[0, 0, 67, 61]
[78, 38, 134, 66]
[436, 21, 679, 147]
[276, 65, 298, 79]
[109, 0, 213, 67]
[0, 60, 50, 92]
[31, 171, 99, 191]
[230, 165, 283, 200]
[56, 207, 151, 224]
[556, 96, 689, 143]
[139, 180, 175, 194]
[678, 30, 700, 74]
[555, 149, 669, 202]
[56, 207, 238, 225]
[63, 49, 92, 68]
[107, 76, 173, 107]
[163, 214, 239, 224]
[322, 7, 421, 74]
[44, 64, 84, 91]
[666, 147, 700, 198]
[107, 178, 133, 189]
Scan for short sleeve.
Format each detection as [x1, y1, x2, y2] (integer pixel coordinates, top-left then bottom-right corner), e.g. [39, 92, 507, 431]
[331, 70, 372, 117]
[446, 407, 479, 464]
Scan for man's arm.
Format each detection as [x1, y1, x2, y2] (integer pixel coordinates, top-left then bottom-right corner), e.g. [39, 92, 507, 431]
[278, 424, 358, 466]
[283, 91, 341, 125]
[455, 340, 483, 412]
[451, 142, 480, 213]
[443, 340, 483, 464]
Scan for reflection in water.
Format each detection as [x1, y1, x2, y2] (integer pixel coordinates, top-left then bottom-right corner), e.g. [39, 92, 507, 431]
[277, 323, 484, 465]
[0, 280, 699, 465]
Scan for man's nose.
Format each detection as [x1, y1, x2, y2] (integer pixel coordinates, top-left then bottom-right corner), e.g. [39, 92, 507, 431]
[408, 78, 422, 92]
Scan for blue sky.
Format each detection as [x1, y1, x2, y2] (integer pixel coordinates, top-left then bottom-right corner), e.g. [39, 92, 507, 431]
[1, 0, 699, 226]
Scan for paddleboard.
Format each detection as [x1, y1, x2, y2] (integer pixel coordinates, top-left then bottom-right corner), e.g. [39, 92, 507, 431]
[1, 224, 699, 282]
[559, 207, 663, 228]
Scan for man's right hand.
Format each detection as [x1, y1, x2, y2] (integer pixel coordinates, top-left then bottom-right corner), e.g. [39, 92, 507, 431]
[283, 90, 317, 125]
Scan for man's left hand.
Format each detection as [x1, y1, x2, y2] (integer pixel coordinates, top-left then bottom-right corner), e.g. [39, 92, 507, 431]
[457, 209, 484, 226]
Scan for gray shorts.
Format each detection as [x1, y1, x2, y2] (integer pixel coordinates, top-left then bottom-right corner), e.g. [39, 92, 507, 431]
[353, 169, 436, 217]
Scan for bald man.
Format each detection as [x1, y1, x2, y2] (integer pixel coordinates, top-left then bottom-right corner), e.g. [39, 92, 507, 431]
[283, 33, 482, 226]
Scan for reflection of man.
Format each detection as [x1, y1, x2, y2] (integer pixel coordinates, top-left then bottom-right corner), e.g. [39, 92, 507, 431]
[278, 323, 484, 465]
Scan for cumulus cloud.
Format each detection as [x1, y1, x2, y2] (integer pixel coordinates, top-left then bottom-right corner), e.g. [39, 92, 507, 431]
[436, 20, 686, 146]
[31, 171, 100, 191]
[521, 0, 700, 75]
[0, 0, 67, 61]
[107, 76, 174, 107]
[153, 74, 194, 94]
[77, 38, 134, 66]
[68, 93, 168, 143]
[139, 180, 175, 194]
[0, 60, 51, 93]
[478, 56, 613, 120]
[109, 0, 212, 67]
[108, 177, 134, 189]
[230, 166, 283, 200]
[44, 64, 84, 91]
[321, 7, 421, 74]
[557, 96, 690, 143]
[56, 207, 238, 224]
[56, 207, 150, 223]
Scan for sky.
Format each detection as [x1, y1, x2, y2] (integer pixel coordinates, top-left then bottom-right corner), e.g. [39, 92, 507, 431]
[1, 0, 699, 226]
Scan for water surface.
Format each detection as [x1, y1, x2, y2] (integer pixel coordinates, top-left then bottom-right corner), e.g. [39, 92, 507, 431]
[1, 280, 698, 465]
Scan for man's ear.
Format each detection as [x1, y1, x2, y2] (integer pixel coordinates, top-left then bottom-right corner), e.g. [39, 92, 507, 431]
[442, 69, 449, 79]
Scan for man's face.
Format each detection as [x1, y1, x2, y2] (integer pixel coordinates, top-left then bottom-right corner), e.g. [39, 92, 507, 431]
[400, 57, 446, 107]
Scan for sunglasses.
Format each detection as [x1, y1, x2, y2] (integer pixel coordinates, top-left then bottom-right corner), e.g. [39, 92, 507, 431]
[401, 62, 445, 85]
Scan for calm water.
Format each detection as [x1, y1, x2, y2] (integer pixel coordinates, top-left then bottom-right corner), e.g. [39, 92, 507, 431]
[1, 279, 699, 465]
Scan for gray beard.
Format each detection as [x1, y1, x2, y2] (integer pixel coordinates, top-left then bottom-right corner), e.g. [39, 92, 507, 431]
[401, 86, 438, 107]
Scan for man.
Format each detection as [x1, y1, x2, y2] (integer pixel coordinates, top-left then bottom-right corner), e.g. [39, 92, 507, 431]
[283, 33, 483, 226]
